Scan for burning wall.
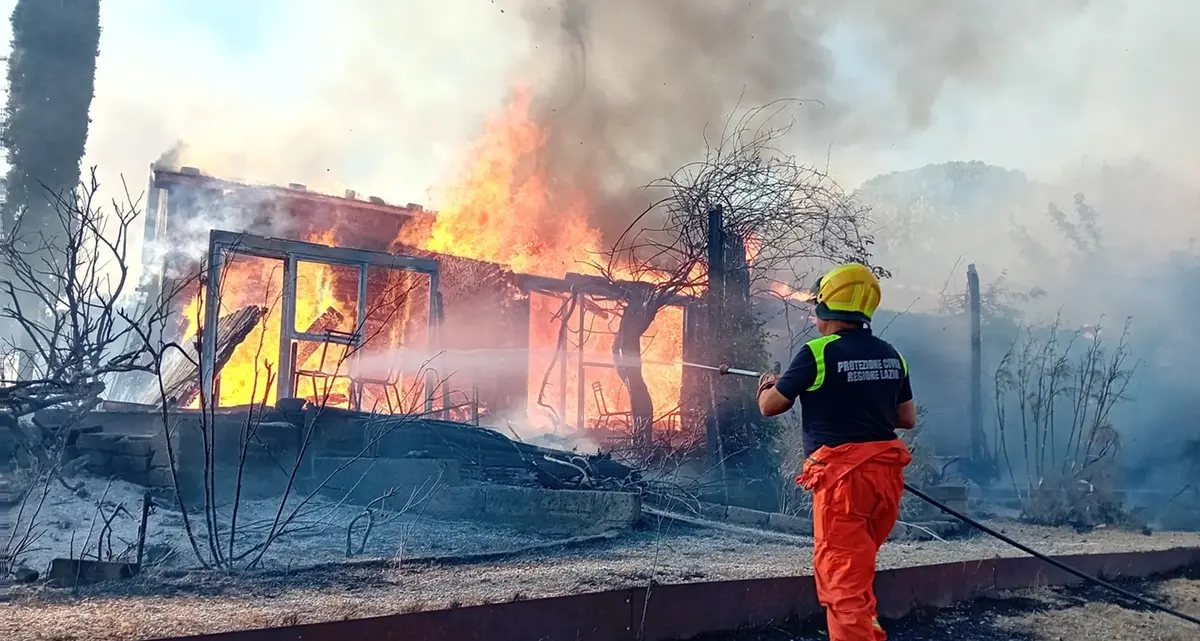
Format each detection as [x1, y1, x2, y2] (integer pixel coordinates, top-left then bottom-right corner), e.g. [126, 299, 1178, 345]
[178, 232, 440, 415]
[518, 273, 693, 440]
[147, 170, 439, 410]
[143, 168, 691, 442]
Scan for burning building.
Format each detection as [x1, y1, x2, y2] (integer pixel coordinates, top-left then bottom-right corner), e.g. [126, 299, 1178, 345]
[133, 166, 701, 448]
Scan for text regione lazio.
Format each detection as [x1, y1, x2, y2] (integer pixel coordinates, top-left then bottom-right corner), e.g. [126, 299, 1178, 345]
[838, 358, 904, 382]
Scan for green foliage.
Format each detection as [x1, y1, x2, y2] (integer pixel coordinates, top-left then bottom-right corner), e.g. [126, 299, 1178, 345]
[1, 0, 101, 240]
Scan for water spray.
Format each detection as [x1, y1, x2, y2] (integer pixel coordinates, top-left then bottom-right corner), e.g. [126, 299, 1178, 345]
[682, 361, 781, 378]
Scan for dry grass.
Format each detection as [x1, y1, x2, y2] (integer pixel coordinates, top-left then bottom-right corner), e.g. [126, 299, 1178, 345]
[1, 520, 1197, 640]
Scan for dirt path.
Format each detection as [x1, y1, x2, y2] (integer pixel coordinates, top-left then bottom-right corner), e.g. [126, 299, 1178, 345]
[1, 520, 1197, 641]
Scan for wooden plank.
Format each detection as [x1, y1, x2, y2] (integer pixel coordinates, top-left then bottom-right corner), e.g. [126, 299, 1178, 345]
[144, 305, 267, 407]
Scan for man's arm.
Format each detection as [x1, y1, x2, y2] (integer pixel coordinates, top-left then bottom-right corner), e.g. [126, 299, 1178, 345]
[896, 400, 916, 429]
[759, 345, 816, 417]
[895, 356, 916, 429]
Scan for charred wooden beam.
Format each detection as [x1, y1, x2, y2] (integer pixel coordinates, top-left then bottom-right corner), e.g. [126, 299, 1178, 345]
[146, 304, 267, 407]
[513, 272, 697, 306]
[152, 168, 431, 222]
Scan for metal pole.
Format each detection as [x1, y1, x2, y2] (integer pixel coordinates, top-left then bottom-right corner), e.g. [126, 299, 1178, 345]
[352, 263, 368, 412]
[277, 255, 297, 403]
[424, 273, 439, 414]
[576, 297, 586, 430]
[200, 235, 222, 407]
[471, 364, 480, 426]
[680, 302, 693, 434]
[437, 292, 450, 419]
[967, 264, 984, 461]
[557, 293, 570, 430]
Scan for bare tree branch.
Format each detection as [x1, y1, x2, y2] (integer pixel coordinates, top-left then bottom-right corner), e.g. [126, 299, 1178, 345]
[581, 101, 886, 449]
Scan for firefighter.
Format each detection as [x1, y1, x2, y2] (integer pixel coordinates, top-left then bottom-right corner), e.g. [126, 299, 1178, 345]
[757, 263, 916, 641]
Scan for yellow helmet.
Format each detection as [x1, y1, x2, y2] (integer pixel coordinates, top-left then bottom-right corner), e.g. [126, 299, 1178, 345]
[811, 263, 881, 324]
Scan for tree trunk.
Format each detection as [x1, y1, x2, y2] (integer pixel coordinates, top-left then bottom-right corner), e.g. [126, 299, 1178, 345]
[613, 296, 657, 449]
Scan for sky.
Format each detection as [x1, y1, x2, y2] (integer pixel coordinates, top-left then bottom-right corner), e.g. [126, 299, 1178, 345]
[0, 0, 529, 203]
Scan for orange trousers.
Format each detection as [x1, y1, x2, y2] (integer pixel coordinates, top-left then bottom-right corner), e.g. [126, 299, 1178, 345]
[797, 440, 912, 641]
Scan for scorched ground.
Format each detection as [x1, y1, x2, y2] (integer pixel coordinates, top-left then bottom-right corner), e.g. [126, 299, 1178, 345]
[2, 516, 1197, 641]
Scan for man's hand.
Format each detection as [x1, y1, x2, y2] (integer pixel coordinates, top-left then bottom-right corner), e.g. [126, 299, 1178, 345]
[757, 372, 780, 397]
[757, 372, 793, 416]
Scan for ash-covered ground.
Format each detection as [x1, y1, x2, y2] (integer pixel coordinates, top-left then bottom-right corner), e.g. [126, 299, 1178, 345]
[702, 570, 1200, 641]
[3, 475, 1200, 641]
[4, 476, 567, 574]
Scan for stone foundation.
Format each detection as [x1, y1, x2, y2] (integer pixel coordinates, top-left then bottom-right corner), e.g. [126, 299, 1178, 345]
[67, 407, 643, 537]
[74, 432, 171, 488]
[421, 485, 641, 536]
[310, 456, 639, 535]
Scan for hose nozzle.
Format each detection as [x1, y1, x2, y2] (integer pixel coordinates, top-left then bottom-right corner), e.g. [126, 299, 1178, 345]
[720, 364, 763, 378]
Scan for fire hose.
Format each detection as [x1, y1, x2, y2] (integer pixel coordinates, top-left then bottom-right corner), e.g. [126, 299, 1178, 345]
[686, 361, 1200, 627]
[683, 361, 781, 378]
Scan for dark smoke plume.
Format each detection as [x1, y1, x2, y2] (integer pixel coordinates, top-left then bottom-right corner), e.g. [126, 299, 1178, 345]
[518, 0, 1089, 237]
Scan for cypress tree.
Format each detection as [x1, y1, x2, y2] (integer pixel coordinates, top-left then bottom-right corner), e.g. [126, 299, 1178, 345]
[1, 0, 101, 243]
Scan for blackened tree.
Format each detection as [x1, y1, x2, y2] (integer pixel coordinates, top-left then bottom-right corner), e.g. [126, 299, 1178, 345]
[593, 101, 884, 483]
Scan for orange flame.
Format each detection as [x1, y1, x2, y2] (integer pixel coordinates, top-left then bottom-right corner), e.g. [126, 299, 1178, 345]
[400, 86, 603, 278]
[400, 87, 688, 435]
[765, 280, 814, 302]
[181, 86, 689, 439]
[176, 227, 398, 409]
[177, 253, 359, 408]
